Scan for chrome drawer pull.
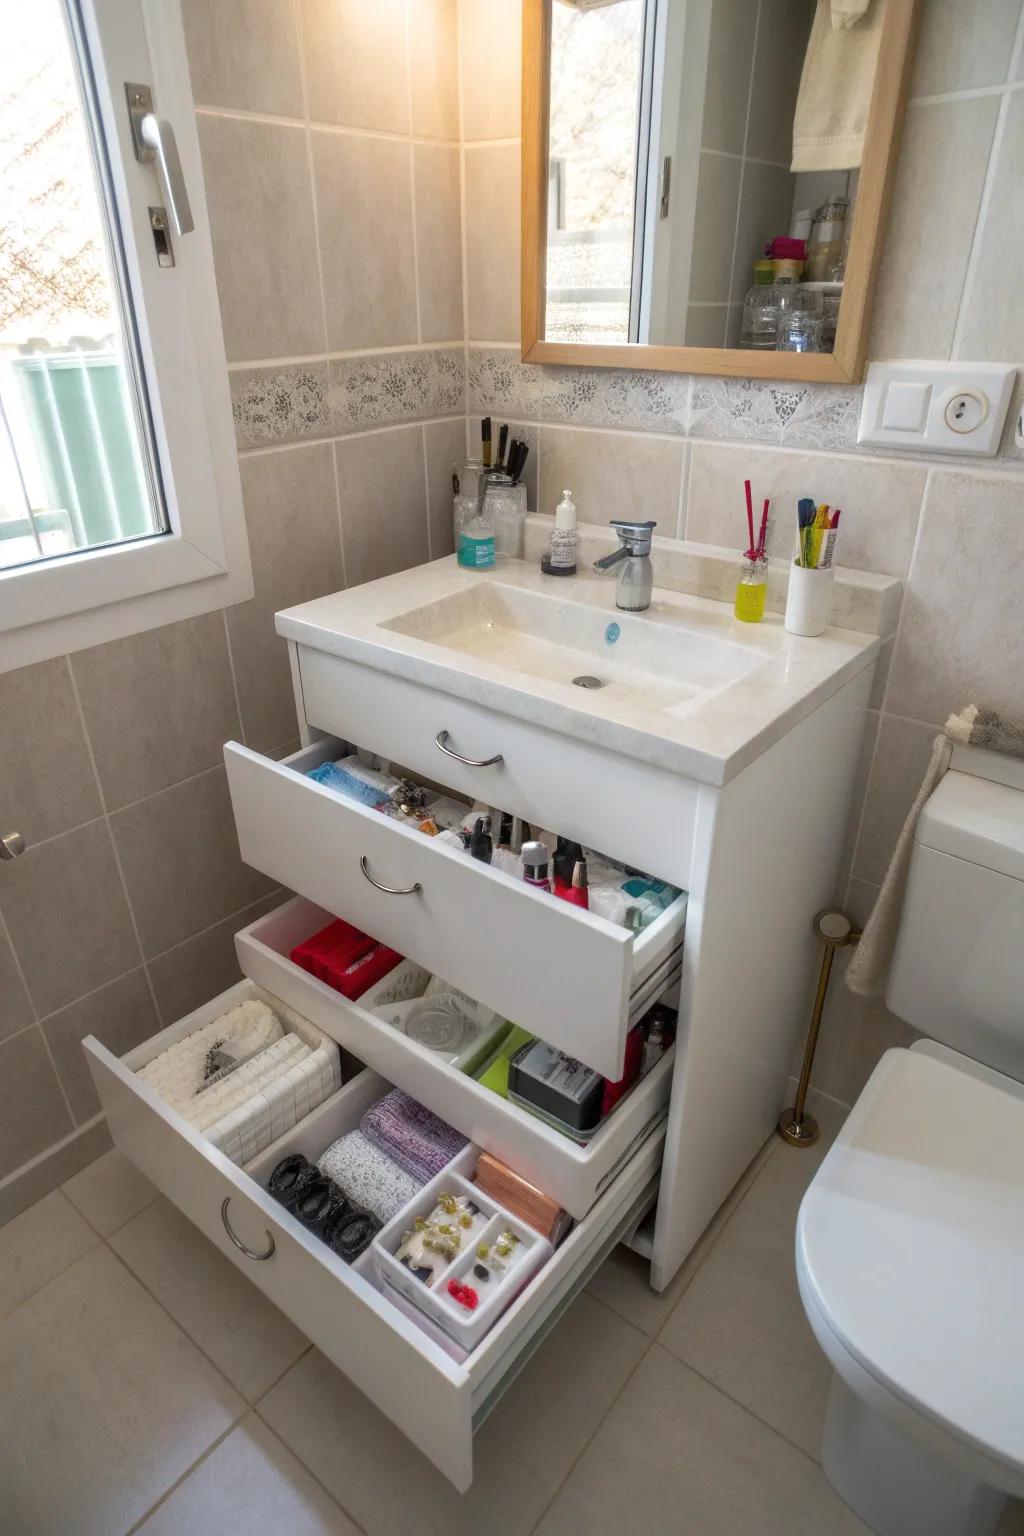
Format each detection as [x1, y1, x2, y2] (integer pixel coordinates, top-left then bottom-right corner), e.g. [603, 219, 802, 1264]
[434, 729, 503, 768]
[221, 1196, 275, 1260]
[360, 854, 422, 896]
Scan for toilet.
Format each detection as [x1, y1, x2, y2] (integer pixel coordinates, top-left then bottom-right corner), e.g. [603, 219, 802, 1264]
[796, 749, 1024, 1536]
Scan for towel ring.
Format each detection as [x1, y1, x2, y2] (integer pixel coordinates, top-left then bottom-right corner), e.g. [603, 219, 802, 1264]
[220, 1196, 275, 1260]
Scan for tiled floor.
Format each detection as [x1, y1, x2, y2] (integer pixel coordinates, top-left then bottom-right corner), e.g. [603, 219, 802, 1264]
[2, 1115, 1022, 1536]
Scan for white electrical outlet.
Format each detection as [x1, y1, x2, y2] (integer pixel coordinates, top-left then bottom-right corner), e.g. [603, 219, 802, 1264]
[858, 361, 1017, 456]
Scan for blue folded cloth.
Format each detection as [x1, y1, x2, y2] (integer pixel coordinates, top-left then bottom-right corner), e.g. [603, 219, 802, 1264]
[307, 761, 387, 805]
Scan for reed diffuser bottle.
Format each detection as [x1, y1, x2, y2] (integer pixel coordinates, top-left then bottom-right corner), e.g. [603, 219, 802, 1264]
[734, 479, 770, 624]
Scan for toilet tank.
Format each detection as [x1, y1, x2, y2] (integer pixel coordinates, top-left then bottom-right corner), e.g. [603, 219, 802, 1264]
[887, 759, 1024, 1082]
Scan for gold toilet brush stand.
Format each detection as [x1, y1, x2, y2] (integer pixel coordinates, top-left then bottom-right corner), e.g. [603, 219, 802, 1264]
[778, 909, 861, 1148]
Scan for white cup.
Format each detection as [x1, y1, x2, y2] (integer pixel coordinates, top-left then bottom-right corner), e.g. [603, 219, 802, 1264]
[784, 561, 833, 636]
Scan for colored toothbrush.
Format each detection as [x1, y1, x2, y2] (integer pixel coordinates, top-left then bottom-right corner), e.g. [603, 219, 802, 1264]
[797, 498, 817, 567]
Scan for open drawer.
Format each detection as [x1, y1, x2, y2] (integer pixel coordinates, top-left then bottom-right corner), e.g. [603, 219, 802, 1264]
[236, 896, 676, 1218]
[224, 738, 687, 1079]
[83, 987, 661, 1493]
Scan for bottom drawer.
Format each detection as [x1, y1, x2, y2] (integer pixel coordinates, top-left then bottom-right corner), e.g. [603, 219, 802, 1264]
[84, 988, 661, 1492]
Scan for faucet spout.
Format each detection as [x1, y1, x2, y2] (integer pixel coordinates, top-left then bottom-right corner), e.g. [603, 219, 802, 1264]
[592, 546, 629, 573]
[592, 519, 657, 612]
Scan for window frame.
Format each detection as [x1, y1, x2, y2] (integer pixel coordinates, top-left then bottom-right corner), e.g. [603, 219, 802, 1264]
[0, 0, 252, 672]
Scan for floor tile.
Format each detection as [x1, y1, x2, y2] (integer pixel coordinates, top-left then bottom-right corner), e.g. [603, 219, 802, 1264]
[111, 1198, 308, 1401]
[135, 1414, 357, 1535]
[259, 1293, 648, 1536]
[62, 1147, 158, 1237]
[0, 1189, 98, 1319]
[657, 1118, 842, 1460]
[0, 1245, 242, 1536]
[536, 1345, 871, 1536]
[588, 1136, 777, 1336]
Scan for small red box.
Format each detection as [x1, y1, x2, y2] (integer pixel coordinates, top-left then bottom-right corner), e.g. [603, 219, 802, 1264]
[291, 918, 374, 983]
[329, 943, 403, 1000]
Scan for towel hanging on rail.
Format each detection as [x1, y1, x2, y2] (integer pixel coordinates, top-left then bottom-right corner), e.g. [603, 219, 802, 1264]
[791, 0, 887, 173]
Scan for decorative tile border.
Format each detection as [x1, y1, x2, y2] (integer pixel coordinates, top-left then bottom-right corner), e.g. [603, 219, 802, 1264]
[328, 348, 464, 434]
[231, 362, 329, 449]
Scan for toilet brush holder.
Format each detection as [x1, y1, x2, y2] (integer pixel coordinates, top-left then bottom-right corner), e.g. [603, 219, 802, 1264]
[784, 561, 833, 637]
[778, 909, 861, 1148]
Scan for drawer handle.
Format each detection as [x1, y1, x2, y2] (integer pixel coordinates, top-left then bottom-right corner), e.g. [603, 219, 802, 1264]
[434, 729, 503, 768]
[221, 1196, 275, 1261]
[360, 854, 422, 896]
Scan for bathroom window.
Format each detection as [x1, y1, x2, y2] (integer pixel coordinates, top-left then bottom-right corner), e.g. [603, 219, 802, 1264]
[0, 0, 250, 671]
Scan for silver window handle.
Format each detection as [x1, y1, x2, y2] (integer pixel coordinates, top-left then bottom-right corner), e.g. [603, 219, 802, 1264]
[221, 1197, 275, 1261]
[360, 855, 422, 896]
[434, 729, 503, 768]
[126, 83, 194, 237]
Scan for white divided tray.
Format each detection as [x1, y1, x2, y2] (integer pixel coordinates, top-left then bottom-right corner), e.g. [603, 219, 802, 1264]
[131, 980, 342, 1165]
[374, 1169, 553, 1357]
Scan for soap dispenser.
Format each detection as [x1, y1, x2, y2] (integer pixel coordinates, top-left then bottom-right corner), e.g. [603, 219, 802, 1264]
[542, 489, 577, 577]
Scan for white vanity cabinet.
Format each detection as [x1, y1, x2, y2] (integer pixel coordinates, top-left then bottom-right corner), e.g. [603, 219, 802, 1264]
[86, 558, 880, 1491]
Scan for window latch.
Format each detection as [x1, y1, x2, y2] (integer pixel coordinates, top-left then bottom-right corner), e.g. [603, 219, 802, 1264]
[659, 156, 672, 219]
[125, 83, 194, 238]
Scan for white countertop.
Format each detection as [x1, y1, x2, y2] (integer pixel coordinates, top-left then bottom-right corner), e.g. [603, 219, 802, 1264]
[276, 557, 879, 786]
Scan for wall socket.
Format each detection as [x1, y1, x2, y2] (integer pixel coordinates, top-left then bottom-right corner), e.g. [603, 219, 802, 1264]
[858, 361, 1017, 457]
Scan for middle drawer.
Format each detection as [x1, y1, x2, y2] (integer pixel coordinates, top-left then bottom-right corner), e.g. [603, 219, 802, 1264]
[225, 737, 687, 1080]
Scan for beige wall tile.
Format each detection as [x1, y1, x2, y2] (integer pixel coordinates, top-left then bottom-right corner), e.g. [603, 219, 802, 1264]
[744, 0, 812, 168]
[702, 0, 758, 155]
[685, 442, 926, 577]
[228, 444, 344, 753]
[62, 1148, 156, 1238]
[729, 161, 801, 305]
[839, 708, 879, 874]
[112, 1200, 308, 1401]
[0, 1029, 74, 1180]
[853, 714, 938, 885]
[0, 1247, 242, 1535]
[314, 133, 418, 350]
[147, 891, 283, 1027]
[464, 144, 520, 342]
[910, 0, 1023, 95]
[0, 1191, 97, 1320]
[0, 921, 33, 1042]
[461, 0, 521, 140]
[302, 0, 409, 132]
[71, 614, 240, 812]
[869, 97, 999, 360]
[539, 427, 685, 526]
[41, 969, 159, 1125]
[182, 0, 304, 116]
[0, 658, 101, 845]
[689, 152, 741, 305]
[335, 426, 430, 587]
[135, 1416, 357, 1536]
[110, 768, 274, 958]
[956, 92, 1024, 362]
[1, 821, 140, 1017]
[813, 941, 918, 1107]
[411, 0, 459, 140]
[198, 115, 324, 363]
[0, 1123, 111, 1229]
[414, 145, 464, 344]
[887, 470, 1024, 727]
[423, 417, 468, 558]
[685, 306, 728, 347]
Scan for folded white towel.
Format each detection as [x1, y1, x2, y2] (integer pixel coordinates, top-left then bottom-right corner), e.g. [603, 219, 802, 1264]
[184, 1035, 311, 1131]
[137, 999, 282, 1111]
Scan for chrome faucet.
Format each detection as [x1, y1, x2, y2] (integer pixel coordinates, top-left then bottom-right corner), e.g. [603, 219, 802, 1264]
[593, 520, 656, 611]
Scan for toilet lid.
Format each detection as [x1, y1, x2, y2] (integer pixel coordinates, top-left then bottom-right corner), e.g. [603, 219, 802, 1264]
[797, 1041, 1024, 1479]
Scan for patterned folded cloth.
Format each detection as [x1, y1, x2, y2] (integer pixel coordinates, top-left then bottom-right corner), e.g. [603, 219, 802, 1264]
[360, 1089, 468, 1182]
[317, 1130, 422, 1225]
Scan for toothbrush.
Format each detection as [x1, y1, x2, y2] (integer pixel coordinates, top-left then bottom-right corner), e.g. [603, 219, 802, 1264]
[811, 504, 830, 567]
[481, 416, 492, 467]
[797, 498, 816, 567]
[497, 422, 508, 469]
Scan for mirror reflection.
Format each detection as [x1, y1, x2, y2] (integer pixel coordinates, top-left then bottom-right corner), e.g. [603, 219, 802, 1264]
[544, 0, 885, 353]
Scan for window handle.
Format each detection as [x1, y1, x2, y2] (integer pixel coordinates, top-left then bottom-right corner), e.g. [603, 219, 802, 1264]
[126, 83, 194, 237]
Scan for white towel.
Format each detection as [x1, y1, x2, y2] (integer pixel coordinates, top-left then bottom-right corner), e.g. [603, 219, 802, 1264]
[792, 0, 886, 172]
[137, 1000, 282, 1111]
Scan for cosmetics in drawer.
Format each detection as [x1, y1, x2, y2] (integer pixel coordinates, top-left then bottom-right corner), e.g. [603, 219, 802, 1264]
[133, 983, 342, 1165]
[303, 751, 684, 935]
[265, 1085, 470, 1264]
[373, 1170, 554, 1359]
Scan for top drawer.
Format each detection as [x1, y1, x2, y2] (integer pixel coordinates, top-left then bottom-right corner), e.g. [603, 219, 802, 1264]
[224, 738, 686, 1079]
[296, 645, 698, 888]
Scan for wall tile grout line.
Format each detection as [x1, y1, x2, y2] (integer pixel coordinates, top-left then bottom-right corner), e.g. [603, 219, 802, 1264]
[724, 0, 764, 320]
[0, 903, 40, 1027]
[0, 1110, 105, 1196]
[949, 85, 1014, 357]
[220, 609, 246, 748]
[236, 412, 468, 457]
[194, 99, 460, 151]
[227, 341, 465, 370]
[403, 4, 425, 349]
[294, 0, 332, 362]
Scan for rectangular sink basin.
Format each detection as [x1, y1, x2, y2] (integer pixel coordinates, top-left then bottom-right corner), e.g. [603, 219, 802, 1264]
[381, 581, 764, 712]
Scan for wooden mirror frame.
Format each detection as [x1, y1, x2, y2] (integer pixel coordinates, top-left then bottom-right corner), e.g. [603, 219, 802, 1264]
[521, 0, 918, 383]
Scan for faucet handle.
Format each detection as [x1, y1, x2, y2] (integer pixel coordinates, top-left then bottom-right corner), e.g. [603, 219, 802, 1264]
[609, 519, 656, 555]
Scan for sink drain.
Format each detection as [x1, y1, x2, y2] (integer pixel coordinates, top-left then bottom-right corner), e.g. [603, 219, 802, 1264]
[572, 675, 605, 689]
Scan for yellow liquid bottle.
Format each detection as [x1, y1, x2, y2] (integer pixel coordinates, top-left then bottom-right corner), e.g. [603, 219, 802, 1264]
[734, 558, 767, 622]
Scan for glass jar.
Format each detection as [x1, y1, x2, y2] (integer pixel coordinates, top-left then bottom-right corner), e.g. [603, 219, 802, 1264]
[483, 474, 528, 561]
[740, 268, 787, 351]
[776, 287, 824, 353]
[806, 196, 848, 283]
[734, 557, 768, 623]
[453, 458, 485, 547]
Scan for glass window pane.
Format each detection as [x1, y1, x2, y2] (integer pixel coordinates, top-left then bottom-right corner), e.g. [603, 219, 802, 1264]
[0, 0, 167, 574]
